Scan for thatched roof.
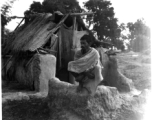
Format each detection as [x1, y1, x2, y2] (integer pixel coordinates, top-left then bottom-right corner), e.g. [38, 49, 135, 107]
[6, 12, 88, 53]
[7, 13, 59, 52]
[6, 12, 113, 54]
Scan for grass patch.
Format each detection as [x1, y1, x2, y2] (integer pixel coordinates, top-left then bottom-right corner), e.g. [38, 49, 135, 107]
[117, 52, 151, 91]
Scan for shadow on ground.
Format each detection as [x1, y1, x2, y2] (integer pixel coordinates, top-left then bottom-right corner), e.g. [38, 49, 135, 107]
[2, 97, 50, 120]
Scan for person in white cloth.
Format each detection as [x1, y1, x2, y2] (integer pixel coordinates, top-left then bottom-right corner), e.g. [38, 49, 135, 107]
[68, 34, 103, 95]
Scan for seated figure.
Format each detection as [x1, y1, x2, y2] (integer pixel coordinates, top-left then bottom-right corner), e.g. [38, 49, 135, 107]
[68, 35, 103, 95]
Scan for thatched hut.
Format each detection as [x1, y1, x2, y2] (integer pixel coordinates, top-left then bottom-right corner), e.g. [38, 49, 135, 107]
[3, 12, 101, 90]
[3, 11, 133, 93]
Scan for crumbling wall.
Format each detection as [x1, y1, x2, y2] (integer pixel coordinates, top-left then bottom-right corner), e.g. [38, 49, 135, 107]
[6, 54, 56, 93]
[37, 54, 56, 92]
[47, 77, 147, 120]
[96, 47, 134, 92]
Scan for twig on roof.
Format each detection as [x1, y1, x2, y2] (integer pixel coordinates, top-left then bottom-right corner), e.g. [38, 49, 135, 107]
[25, 56, 35, 67]
[2, 56, 12, 70]
[36, 49, 40, 54]
[25, 48, 40, 67]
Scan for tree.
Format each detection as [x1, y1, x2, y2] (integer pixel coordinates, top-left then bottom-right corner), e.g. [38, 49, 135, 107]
[42, 0, 82, 14]
[117, 23, 129, 50]
[127, 19, 150, 52]
[1, 0, 18, 28]
[29, 1, 44, 13]
[26, 0, 82, 14]
[25, 0, 125, 50]
[1, 0, 17, 49]
[84, 0, 122, 48]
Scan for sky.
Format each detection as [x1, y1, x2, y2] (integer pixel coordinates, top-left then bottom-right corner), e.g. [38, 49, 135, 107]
[1, 0, 151, 31]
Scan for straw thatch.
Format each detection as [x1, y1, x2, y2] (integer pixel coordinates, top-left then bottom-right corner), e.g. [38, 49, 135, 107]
[4, 12, 122, 91]
[7, 13, 57, 52]
[5, 13, 112, 54]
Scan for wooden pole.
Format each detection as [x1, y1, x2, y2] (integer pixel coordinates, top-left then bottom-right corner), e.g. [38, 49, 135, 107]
[72, 16, 77, 50]
[10, 16, 24, 19]
[69, 16, 78, 85]
[2, 56, 12, 70]
[14, 17, 25, 31]
[70, 12, 94, 16]
[9, 12, 94, 18]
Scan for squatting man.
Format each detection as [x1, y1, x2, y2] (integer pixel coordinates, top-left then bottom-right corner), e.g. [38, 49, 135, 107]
[68, 34, 103, 95]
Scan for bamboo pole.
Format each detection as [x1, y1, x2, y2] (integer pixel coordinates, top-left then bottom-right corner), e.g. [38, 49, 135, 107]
[10, 16, 24, 19]
[9, 12, 94, 18]
[72, 16, 77, 49]
[14, 17, 25, 31]
[2, 56, 12, 70]
[70, 12, 94, 16]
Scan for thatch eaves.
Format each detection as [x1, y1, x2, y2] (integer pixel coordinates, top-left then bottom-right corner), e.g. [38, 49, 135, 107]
[7, 13, 57, 52]
[6, 12, 113, 54]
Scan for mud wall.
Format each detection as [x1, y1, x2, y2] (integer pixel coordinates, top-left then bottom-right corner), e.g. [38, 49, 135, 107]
[6, 54, 56, 93]
[96, 47, 134, 92]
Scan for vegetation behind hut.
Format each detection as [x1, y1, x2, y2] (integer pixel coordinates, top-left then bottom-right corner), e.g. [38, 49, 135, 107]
[23, 0, 124, 50]
[127, 19, 151, 52]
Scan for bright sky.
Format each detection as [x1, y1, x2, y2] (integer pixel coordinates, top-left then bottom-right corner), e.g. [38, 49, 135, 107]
[1, 0, 151, 31]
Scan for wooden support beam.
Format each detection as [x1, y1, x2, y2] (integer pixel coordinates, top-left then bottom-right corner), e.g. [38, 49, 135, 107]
[9, 12, 94, 18]
[10, 16, 24, 19]
[2, 56, 12, 70]
[9, 12, 94, 19]
[72, 16, 77, 49]
[14, 17, 25, 31]
[70, 12, 94, 16]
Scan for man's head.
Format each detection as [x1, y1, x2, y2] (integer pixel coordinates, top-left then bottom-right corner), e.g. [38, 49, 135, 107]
[80, 35, 92, 50]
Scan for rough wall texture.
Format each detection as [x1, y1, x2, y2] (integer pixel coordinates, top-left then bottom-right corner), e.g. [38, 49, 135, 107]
[6, 54, 56, 93]
[96, 47, 134, 92]
[14, 58, 36, 88]
[47, 77, 147, 120]
[38, 54, 56, 93]
[103, 56, 134, 92]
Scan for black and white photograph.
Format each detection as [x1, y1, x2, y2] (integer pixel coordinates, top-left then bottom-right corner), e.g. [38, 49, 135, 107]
[1, 0, 151, 120]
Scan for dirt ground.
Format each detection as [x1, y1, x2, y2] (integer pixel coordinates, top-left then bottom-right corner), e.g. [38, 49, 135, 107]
[2, 51, 151, 120]
[117, 51, 151, 91]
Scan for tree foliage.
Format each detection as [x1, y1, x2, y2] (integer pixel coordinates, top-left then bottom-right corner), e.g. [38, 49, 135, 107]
[24, 0, 83, 28]
[1, 0, 17, 27]
[1, 1, 12, 29]
[84, 0, 122, 48]
[42, 0, 82, 14]
[1, 0, 17, 49]
[29, 1, 44, 13]
[127, 19, 150, 52]
[25, 0, 125, 49]
[25, 0, 82, 14]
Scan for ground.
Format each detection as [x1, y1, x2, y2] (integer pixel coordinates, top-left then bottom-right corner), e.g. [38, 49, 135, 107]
[2, 51, 151, 120]
[117, 51, 151, 91]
